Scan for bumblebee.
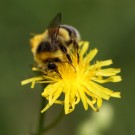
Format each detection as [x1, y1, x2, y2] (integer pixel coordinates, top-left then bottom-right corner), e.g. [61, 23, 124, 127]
[30, 13, 80, 74]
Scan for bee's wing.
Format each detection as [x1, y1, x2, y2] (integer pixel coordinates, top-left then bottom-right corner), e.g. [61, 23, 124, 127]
[48, 13, 62, 42]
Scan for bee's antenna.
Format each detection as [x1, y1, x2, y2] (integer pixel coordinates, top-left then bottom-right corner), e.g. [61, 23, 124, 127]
[54, 69, 62, 78]
[63, 61, 76, 72]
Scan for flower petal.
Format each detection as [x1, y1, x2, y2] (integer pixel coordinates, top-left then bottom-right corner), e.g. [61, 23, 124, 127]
[85, 81, 112, 100]
[83, 48, 98, 63]
[79, 41, 89, 59]
[78, 87, 88, 110]
[89, 81, 121, 99]
[97, 97, 102, 108]
[86, 98, 98, 112]
[96, 68, 121, 76]
[110, 92, 121, 98]
[92, 75, 122, 83]
[21, 76, 43, 85]
[41, 104, 51, 113]
[64, 90, 70, 114]
[50, 87, 63, 105]
[100, 60, 113, 67]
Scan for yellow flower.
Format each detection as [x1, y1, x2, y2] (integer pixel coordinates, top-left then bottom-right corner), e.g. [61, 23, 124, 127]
[21, 41, 121, 114]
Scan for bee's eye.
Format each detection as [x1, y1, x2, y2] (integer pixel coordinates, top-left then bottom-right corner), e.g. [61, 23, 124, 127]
[48, 63, 57, 70]
[37, 42, 50, 53]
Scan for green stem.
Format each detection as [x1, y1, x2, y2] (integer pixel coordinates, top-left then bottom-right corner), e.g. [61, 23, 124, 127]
[37, 92, 46, 135]
[41, 108, 64, 134]
[37, 86, 64, 135]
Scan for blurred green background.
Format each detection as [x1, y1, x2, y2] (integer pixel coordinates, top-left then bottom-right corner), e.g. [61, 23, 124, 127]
[0, 0, 135, 135]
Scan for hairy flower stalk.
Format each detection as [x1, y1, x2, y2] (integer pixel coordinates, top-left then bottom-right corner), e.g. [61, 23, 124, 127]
[21, 41, 121, 114]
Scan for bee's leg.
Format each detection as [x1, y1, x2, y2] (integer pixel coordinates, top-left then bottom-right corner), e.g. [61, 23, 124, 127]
[66, 53, 72, 64]
[43, 69, 62, 78]
[63, 60, 76, 71]
[59, 44, 76, 71]
[66, 39, 79, 63]
[59, 44, 72, 63]
[54, 69, 62, 78]
[73, 40, 79, 63]
[54, 70, 62, 78]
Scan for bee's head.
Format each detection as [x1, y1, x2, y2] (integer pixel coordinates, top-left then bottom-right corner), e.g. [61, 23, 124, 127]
[47, 62, 61, 78]
[40, 62, 57, 75]
[47, 63, 57, 70]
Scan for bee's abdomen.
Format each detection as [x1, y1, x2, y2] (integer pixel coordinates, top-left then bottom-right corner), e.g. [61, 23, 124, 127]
[60, 25, 80, 41]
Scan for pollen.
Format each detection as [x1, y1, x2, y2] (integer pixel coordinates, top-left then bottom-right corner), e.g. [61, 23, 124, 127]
[21, 41, 122, 114]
